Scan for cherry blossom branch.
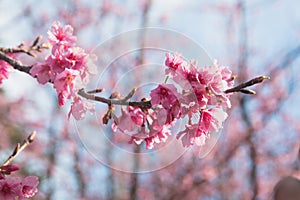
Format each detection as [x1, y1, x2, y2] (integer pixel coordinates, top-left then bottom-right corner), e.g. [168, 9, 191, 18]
[0, 47, 269, 111]
[0, 36, 50, 57]
[78, 88, 152, 109]
[224, 75, 270, 94]
[2, 131, 36, 166]
[78, 76, 270, 110]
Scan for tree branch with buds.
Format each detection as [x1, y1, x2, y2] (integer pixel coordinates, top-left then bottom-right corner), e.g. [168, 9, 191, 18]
[1, 131, 36, 167]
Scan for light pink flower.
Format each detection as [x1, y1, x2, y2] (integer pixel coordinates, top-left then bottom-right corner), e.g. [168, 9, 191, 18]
[112, 109, 137, 132]
[68, 96, 95, 120]
[48, 21, 76, 48]
[0, 177, 23, 200]
[177, 107, 227, 147]
[112, 106, 147, 133]
[207, 73, 228, 95]
[30, 63, 52, 84]
[199, 107, 228, 134]
[21, 176, 39, 198]
[54, 69, 79, 100]
[130, 123, 172, 149]
[177, 123, 204, 147]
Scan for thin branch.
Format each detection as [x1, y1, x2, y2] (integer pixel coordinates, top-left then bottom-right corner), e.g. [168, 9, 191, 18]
[78, 89, 151, 109]
[87, 88, 104, 94]
[225, 75, 270, 94]
[2, 131, 36, 166]
[0, 36, 50, 57]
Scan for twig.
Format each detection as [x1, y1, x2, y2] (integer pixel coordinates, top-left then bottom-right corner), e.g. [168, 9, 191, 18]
[225, 75, 270, 94]
[122, 88, 137, 101]
[0, 36, 50, 57]
[2, 131, 36, 166]
[87, 88, 104, 94]
[78, 89, 151, 109]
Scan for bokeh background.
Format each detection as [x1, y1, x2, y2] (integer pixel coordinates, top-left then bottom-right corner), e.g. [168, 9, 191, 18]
[0, 0, 299, 199]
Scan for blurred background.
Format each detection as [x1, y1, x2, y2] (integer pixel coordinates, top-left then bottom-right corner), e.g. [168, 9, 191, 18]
[0, 0, 299, 199]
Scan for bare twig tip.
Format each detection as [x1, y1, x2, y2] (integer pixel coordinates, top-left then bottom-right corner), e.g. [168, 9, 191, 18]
[262, 76, 271, 80]
[28, 131, 36, 142]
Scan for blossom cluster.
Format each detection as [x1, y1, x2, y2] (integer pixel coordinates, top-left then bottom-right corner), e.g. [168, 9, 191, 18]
[29, 21, 96, 120]
[112, 53, 234, 149]
[0, 164, 39, 200]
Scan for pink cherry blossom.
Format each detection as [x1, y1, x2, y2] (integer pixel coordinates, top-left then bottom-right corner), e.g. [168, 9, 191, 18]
[165, 52, 183, 72]
[176, 107, 227, 147]
[128, 106, 147, 126]
[21, 176, 39, 198]
[47, 47, 73, 73]
[0, 60, 11, 86]
[48, 21, 76, 48]
[29, 63, 52, 84]
[112, 106, 147, 133]
[150, 84, 180, 109]
[68, 96, 95, 120]
[177, 123, 203, 147]
[0, 177, 23, 200]
[199, 107, 228, 134]
[53, 69, 79, 102]
[65, 47, 87, 71]
[130, 123, 172, 149]
[112, 109, 137, 132]
[57, 91, 68, 106]
[207, 73, 228, 95]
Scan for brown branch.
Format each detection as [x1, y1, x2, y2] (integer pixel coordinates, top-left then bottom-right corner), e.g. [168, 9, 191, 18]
[2, 131, 36, 166]
[225, 75, 270, 94]
[0, 51, 32, 74]
[78, 89, 151, 109]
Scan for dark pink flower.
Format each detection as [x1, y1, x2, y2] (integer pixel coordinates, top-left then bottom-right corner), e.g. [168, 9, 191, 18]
[48, 47, 72, 73]
[0, 177, 23, 200]
[150, 84, 180, 109]
[0, 60, 11, 86]
[21, 176, 39, 198]
[65, 47, 87, 71]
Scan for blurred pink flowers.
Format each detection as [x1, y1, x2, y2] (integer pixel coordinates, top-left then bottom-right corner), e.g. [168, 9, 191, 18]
[0, 176, 39, 200]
